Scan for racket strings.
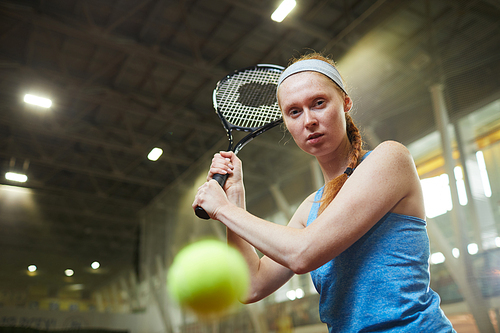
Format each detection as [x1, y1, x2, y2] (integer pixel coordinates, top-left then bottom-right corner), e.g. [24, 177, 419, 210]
[216, 67, 283, 129]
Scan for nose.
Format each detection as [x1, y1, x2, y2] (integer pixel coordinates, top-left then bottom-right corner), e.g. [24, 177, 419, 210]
[304, 109, 318, 128]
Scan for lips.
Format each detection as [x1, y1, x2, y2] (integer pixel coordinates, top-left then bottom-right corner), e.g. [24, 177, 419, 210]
[307, 133, 323, 143]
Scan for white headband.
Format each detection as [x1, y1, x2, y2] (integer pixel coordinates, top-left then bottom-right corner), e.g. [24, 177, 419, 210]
[277, 59, 347, 95]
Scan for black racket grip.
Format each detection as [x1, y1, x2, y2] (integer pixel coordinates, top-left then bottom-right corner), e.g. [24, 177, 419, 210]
[195, 173, 229, 219]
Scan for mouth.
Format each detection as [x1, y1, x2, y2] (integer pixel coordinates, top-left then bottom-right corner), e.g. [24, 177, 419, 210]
[307, 133, 323, 142]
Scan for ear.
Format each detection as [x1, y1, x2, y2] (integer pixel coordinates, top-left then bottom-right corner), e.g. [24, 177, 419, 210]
[344, 95, 353, 113]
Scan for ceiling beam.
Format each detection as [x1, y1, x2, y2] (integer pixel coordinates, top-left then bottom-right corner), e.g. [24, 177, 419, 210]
[0, 116, 193, 167]
[0, 7, 228, 79]
[221, 0, 331, 41]
[0, 151, 168, 189]
[0, 62, 222, 135]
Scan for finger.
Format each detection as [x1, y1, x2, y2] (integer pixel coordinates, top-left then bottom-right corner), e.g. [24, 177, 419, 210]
[193, 182, 210, 207]
[220, 151, 238, 164]
[220, 151, 241, 169]
[218, 151, 233, 158]
[210, 158, 233, 170]
[212, 155, 233, 169]
[208, 158, 234, 179]
[192, 190, 201, 209]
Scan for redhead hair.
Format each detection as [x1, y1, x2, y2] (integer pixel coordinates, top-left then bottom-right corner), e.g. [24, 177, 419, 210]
[286, 52, 364, 215]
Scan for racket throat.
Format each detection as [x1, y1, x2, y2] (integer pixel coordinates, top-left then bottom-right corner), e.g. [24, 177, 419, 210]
[226, 129, 235, 152]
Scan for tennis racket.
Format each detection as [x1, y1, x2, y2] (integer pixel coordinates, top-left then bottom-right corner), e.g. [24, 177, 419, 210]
[195, 64, 285, 219]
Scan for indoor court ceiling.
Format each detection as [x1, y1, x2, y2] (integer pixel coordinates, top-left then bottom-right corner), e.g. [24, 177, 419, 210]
[1, 0, 499, 295]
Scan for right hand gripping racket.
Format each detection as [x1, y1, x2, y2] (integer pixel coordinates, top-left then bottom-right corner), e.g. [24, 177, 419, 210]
[195, 64, 285, 219]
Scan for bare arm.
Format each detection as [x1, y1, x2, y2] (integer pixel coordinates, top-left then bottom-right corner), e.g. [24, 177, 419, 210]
[205, 152, 313, 303]
[195, 141, 424, 300]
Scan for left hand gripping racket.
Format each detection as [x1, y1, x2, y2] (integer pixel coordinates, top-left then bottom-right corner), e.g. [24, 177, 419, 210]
[195, 64, 285, 219]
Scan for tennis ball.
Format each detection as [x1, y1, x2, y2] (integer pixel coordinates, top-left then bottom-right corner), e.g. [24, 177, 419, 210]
[167, 239, 250, 317]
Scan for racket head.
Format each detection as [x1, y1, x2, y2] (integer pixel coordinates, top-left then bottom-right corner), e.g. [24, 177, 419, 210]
[213, 64, 284, 135]
[195, 64, 284, 220]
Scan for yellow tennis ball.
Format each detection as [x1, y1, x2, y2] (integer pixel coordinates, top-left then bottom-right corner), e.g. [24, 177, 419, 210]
[167, 239, 250, 317]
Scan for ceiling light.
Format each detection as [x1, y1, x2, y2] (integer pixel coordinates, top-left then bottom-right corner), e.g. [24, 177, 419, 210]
[476, 151, 492, 197]
[23, 94, 52, 108]
[68, 284, 84, 290]
[91, 261, 100, 270]
[295, 288, 304, 299]
[430, 252, 445, 264]
[468, 243, 479, 255]
[271, 0, 296, 22]
[65, 269, 74, 277]
[28, 265, 37, 272]
[5, 172, 28, 183]
[148, 147, 163, 161]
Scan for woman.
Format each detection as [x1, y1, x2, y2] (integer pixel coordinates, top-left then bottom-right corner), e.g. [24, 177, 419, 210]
[193, 52, 455, 332]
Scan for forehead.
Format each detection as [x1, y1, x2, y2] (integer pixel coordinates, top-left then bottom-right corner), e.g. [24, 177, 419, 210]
[281, 71, 333, 87]
[277, 71, 341, 101]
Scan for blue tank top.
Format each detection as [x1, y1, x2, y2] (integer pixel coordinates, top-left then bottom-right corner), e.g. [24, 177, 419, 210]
[306, 156, 455, 332]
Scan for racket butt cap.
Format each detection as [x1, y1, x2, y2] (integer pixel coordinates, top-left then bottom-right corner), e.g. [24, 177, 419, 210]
[195, 207, 211, 220]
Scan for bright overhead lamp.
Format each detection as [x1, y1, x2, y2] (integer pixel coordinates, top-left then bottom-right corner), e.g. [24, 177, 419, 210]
[430, 252, 445, 265]
[468, 243, 479, 255]
[65, 269, 74, 277]
[148, 147, 163, 161]
[476, 151, 492, 197]
[91, 261, 100, 270]
[28, 265, 37, 272]
[24, 94, 52, 108]
[271, 0, 296, 22]
[5, 172, 28, 183]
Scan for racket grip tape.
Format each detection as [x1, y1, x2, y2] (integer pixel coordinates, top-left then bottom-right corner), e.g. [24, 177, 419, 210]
[195, 173, 229, 219]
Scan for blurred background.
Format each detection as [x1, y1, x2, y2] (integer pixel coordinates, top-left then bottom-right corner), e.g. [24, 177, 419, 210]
[0, 0, 499, 332]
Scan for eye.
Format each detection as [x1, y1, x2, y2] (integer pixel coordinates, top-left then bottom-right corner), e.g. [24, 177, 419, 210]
[315, 99, 325, 107]
[288, 108, 301, 117]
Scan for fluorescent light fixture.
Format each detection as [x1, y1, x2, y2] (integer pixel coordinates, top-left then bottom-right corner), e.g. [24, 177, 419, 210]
[454, 166, 468, 206]
[68, 284, 84, 290]
[430, 252, 445, 264]
[91, 261, 100, 270]
[476, 151, 492, 197]
[271, 0, 296, 22]
[467, 243, 478, 255]
[420, 174, 452, 218]
[5, 172, 28, 183]
[286, 289, 296, 300]
[28, 265, 37, 272]
[148, 147, 163, 161]
[24, 94, 52, 108]
[452, 248, 460, 258]
[65, 269, 74, 277]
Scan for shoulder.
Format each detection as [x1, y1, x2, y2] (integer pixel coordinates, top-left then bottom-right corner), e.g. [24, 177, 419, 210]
[365, 140, 413, 162]
[358, 141, 424, 218]
[361, 140, 418, 184]
[362, 141, 416, 175]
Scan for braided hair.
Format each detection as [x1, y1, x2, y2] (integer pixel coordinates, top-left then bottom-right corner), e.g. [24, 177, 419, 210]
[318, 113, 363, 215]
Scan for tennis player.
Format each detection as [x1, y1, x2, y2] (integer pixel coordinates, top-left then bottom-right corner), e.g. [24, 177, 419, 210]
[193, 52, 456, 332]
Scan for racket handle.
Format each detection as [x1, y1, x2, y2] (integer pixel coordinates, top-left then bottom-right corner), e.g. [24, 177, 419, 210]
[195, 173, 229, 219]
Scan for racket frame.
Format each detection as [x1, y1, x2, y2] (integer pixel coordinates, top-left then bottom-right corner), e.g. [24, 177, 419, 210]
[196, 64, 284, 219]
[213, 64, 285, 154]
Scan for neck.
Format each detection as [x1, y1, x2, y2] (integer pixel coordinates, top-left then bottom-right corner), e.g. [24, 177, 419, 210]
[317, 136, 352, 183]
